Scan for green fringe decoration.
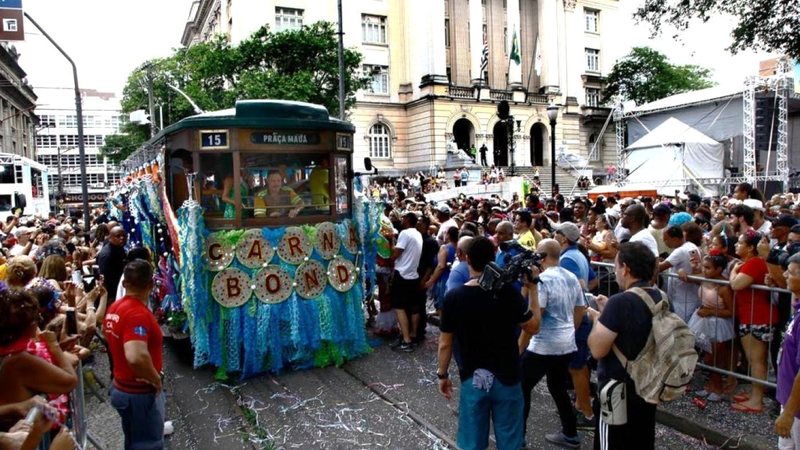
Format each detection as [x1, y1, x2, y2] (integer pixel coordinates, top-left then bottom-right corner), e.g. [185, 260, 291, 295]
[216, 229, 247, 248]
[214, 367, 229, 381]
[301, 224, 318, 247]
[313, 341, 345, 368]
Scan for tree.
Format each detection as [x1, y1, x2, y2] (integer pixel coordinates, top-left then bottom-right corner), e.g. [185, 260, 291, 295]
[102, 22, 370, 163]
[634, 0, 800, 60]
[603, 47, 715, 105]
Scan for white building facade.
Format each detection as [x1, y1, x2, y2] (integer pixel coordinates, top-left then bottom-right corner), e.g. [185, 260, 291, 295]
[182, 0, 623, 180]
[34, 89, 124, 209]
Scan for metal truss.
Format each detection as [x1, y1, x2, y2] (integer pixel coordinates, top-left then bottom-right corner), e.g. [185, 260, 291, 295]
[613, 105, 626, 181]
[776, 59, 790, 189]
[742, 76, 758, 183]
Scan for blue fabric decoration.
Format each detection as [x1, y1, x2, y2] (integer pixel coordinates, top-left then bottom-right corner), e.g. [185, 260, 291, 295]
[138, 177, 379, 377]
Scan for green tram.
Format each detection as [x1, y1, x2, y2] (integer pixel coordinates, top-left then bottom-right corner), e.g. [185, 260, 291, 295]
[114, 100, 375, 377]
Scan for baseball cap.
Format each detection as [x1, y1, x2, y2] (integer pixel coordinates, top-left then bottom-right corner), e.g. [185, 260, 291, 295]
[652, 204, 671, 217]
[13, 227, 31, 237]
[743, 199, 764, 211]
[555, 222, 581, 243]
[773, 214, 797, 228]
[436, 204, 451, 214]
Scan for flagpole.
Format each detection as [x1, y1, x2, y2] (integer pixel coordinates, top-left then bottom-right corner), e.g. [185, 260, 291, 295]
[525, 40, 536, 102]
[506, 55, 511, 90]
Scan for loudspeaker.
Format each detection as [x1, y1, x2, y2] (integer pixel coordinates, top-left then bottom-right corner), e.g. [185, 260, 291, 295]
[13, 191, 26, 210]
[497, 100, 510, 120]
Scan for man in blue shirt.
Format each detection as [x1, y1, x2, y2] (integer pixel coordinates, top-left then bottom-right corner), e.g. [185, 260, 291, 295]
[493, 221, 524, 292]
[446, 236, 475, 293]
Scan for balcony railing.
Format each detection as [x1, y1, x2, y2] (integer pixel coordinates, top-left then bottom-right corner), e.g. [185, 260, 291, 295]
[448, 85, 474, 99]
[527, 93, 549, 104]
[489, 89, 512, 101]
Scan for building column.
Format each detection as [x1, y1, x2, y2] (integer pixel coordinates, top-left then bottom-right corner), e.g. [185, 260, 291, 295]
[507, 0, 522, 88]
[469, 0, 484, 87]
[411, 0, 448, 92]
[538, 0, 560, 94]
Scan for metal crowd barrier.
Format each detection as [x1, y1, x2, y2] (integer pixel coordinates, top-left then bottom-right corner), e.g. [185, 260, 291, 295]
[590, 260, 791, 390]
[69, 359, 106, 450]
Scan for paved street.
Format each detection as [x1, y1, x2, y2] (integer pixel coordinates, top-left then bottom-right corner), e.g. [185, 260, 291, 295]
[79, 323, 747, 450]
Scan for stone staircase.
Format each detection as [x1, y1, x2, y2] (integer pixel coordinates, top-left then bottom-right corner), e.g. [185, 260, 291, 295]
[513, 166, 594, 198]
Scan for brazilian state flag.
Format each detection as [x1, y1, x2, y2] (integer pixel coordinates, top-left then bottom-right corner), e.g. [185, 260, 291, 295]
[510, 28, 521, 65]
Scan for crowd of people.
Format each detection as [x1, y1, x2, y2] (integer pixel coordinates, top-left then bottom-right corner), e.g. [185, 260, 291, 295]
[0, 205, 167, 450]
[370, 180, 800, 449]
[366, 166, 508, 198]
[8, 173, 800, 449]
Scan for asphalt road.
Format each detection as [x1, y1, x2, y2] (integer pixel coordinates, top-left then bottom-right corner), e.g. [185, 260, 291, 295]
[81, 326, 736, 449]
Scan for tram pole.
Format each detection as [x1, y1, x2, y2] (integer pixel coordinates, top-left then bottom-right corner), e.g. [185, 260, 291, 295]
[336, 0, 346, 120]
[24, 13, 90, 228]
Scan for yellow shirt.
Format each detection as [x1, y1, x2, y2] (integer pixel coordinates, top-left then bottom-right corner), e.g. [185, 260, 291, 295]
[518, 230, 537, 250]
[309, 167, 329, 206]
[253, 187, 303, 217]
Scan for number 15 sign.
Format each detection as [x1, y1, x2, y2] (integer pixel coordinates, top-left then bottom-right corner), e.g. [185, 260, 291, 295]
[199, 130, 229, 150]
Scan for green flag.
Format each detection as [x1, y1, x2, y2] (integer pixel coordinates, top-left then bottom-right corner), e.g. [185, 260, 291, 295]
[510, 28, 520, 65]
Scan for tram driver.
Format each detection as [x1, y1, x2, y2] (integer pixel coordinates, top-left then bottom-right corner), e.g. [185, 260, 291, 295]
[253, 170, 305, 218]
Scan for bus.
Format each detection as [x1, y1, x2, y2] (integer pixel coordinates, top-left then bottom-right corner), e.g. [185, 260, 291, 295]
[114, 100, 374, 377]
[0, 152, 50, 219]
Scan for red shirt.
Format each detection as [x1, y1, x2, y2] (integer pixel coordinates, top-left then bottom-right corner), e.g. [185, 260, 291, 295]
[103, 296, 163, 393]
[736, 257, 777, 325]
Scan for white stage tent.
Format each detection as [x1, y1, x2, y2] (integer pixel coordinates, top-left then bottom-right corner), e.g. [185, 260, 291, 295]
[625, 117, 725, 195]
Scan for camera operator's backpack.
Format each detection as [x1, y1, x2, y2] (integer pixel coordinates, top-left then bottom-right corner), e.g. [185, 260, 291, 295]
[612, 287, 698, 405]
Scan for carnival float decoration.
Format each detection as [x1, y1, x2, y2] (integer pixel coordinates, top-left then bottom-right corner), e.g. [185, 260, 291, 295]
[110, 100, 380, 378]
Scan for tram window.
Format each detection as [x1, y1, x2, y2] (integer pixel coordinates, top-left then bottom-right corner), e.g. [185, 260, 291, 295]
[334, 156, 350, 215]
[0, 195, 11, 211]
[0, 165, 13, 184]
[198, 153, 234, 219]
[239, 153, 333, 219]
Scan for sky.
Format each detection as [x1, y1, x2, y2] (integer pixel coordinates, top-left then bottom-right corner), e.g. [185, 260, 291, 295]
[615, 1, 776, 89]
[12, 0, 776, 107]
[16, 0, 188, 105]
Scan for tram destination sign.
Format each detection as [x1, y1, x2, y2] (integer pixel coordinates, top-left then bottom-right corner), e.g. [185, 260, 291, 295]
[251, 131, 320, 145]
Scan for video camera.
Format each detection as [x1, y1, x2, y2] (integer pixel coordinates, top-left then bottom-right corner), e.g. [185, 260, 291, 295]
[478, 241, 544, 292]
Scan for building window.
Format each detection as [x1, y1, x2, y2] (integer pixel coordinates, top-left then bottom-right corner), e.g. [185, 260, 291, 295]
[35, 135, 57, 148]
[586, 88, 600, 107]
[444, 19, 450, 47]
[365, 65, 389, 95]
[503, 27, 508, 54]
[58, 115, 77, 128]
[84, 135, 105, 147]
[584, 9, 599, 33]
[275, 7, 303, 32]
[368, 123, 391, 159]
[362, 15, 387, 44]
[585, 48, 600, 73]
[39, 115, 56, 127]
[59, 135, 80, 147]
[588, 132, 601, 161]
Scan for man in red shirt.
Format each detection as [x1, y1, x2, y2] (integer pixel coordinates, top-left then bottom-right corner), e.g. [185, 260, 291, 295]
[104, 260, 164, 449]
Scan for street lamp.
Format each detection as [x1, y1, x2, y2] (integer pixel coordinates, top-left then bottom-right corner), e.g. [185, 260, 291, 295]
[546, 103, 559, 196]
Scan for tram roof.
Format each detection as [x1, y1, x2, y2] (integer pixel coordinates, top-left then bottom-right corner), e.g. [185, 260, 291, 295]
[154, 99, 355, 139]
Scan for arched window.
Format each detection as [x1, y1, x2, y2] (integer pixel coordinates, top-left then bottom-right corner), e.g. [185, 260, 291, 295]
[368, 123, 391, 159]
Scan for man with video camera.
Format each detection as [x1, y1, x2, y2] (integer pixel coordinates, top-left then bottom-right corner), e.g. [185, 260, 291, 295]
[519, 238, 587, 449]
[437, 236, 541, 450]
